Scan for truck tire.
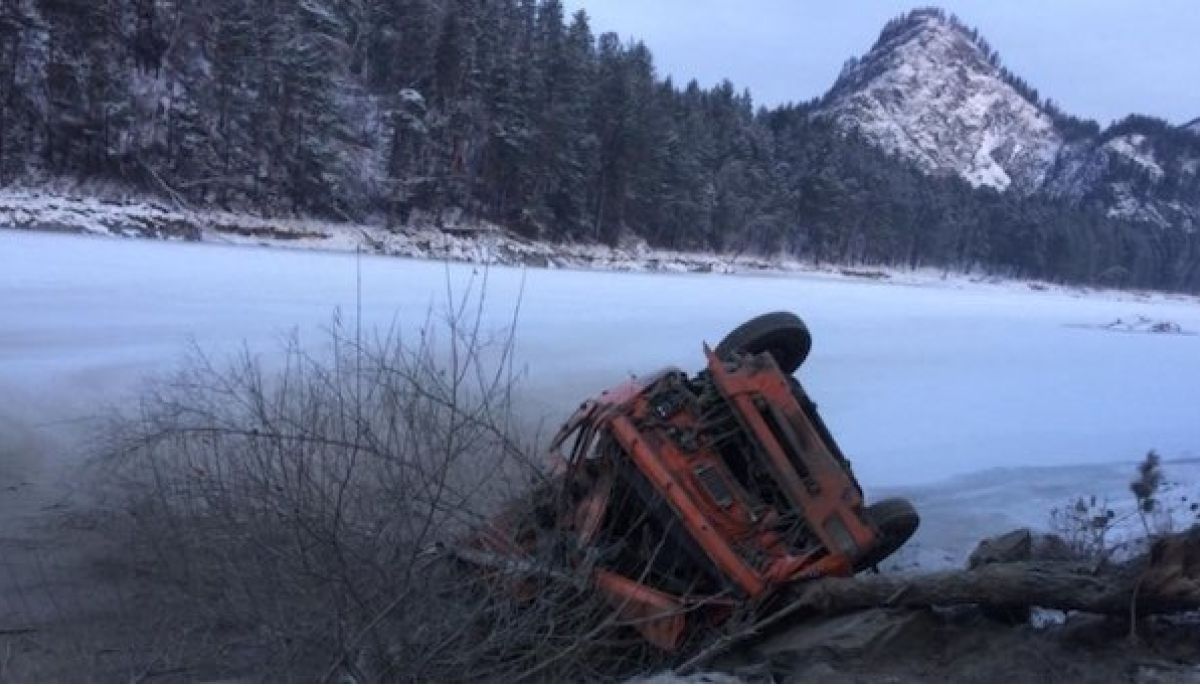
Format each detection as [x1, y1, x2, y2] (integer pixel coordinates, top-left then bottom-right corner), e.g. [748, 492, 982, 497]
[854, 498, 919, 572]
[715, 312, 812, 374]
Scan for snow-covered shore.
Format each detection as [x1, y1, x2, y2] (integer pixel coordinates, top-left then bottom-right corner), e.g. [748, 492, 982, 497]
[0, 188, 785, 274]
[5, 188, 1198, 307]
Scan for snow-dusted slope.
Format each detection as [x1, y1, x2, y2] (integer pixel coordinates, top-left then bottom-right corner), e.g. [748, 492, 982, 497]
[1045, 132, 1200, 229]
[816, 9, 1200, 230]
[816, 9, 1062, 192]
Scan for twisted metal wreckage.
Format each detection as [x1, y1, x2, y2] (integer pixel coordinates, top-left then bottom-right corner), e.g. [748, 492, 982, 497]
[458, 312, 918, 649]
[453, 312, 1200, 657]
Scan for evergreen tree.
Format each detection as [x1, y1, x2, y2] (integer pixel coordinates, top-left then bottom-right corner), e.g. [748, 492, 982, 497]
[0, 0, 48, 183]
[0, 0, 1196, 292]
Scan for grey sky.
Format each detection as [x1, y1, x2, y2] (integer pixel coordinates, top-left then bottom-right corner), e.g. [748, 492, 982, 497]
[562, 1, 1199, 126]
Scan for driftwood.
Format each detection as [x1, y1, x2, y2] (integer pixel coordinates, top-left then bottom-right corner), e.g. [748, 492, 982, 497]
[802, 527, 1199, 615]
[678, 527, 1200, 674]
[451, 524, 1200, 674]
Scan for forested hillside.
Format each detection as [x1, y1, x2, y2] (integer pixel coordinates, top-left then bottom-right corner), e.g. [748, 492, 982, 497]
[1, 1, 1199, 290]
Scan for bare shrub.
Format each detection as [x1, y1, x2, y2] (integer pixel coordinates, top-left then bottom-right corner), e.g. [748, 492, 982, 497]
[95, 283, 665, 682]
[1049, 494, 1124, 562]
[1050, 451, 1199, 566]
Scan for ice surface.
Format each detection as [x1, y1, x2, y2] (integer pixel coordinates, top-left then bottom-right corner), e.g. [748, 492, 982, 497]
[877, 458, 1200, 570]
[2, 230, 1199, 555]
[3, 230, 1199, 482]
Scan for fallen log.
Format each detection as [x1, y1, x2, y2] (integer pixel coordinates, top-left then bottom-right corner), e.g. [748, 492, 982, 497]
[679, 526, 1200, 674]
[802, 526, 1198, 616]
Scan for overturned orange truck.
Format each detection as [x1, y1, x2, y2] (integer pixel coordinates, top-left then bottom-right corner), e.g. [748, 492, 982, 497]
[466, 312, 918, 651]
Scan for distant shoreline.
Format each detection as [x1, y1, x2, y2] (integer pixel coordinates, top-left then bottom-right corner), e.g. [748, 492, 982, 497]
[3, 188, 1197, 305]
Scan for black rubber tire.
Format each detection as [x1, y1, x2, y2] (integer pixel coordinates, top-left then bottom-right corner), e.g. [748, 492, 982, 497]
[715, 312, 812, 374]
[854, 498, 920, 572]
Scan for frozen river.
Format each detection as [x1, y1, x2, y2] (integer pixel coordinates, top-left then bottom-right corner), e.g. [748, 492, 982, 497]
[2, 230, 1199, 495]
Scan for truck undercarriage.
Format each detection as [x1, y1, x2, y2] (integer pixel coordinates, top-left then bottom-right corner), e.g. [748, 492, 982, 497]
[463, 312, 919, 650]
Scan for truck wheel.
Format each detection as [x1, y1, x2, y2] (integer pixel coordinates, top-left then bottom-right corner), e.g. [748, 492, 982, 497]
[715, 312, 812, 374]
[855, 498, 919, 572]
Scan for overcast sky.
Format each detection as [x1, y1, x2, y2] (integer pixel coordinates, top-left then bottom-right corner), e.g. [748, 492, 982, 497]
[561, 1, 1199, 127]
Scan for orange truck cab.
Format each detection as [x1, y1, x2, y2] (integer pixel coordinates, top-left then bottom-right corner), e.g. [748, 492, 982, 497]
[469, 312, 918, 650]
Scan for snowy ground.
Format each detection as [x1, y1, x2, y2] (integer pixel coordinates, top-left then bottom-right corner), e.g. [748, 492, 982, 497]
[2, 228, 1200, 568]
[0, 187, 795, 274]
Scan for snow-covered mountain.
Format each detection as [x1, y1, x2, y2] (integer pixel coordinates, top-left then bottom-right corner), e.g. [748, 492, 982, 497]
[1043, 126, 1200, 230]
[816, 8, 1200, 231]
[818, 9, 1062, 193]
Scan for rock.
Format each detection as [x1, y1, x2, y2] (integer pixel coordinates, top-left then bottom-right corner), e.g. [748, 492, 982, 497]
[968, 527, 1076, 568]
[752, 607, 939, 662]
[786, 659, 840, 683]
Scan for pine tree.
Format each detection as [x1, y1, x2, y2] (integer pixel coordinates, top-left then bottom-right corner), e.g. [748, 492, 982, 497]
[545, 8, 595, 237]
[0, 0, 48, 183]
[0, 0, 1195, 292]
[39, 0, 132, 176]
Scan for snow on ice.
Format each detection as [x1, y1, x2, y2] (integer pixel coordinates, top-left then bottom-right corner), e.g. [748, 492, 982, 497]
[2, 226, 1199, 566]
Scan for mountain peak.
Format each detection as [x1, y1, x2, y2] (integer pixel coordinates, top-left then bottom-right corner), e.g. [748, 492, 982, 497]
[873, 7, 974, 49]
[1185, 118, 1200, 135]
[830, 8, 997, 101]
[818, 8, 1059, 192]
